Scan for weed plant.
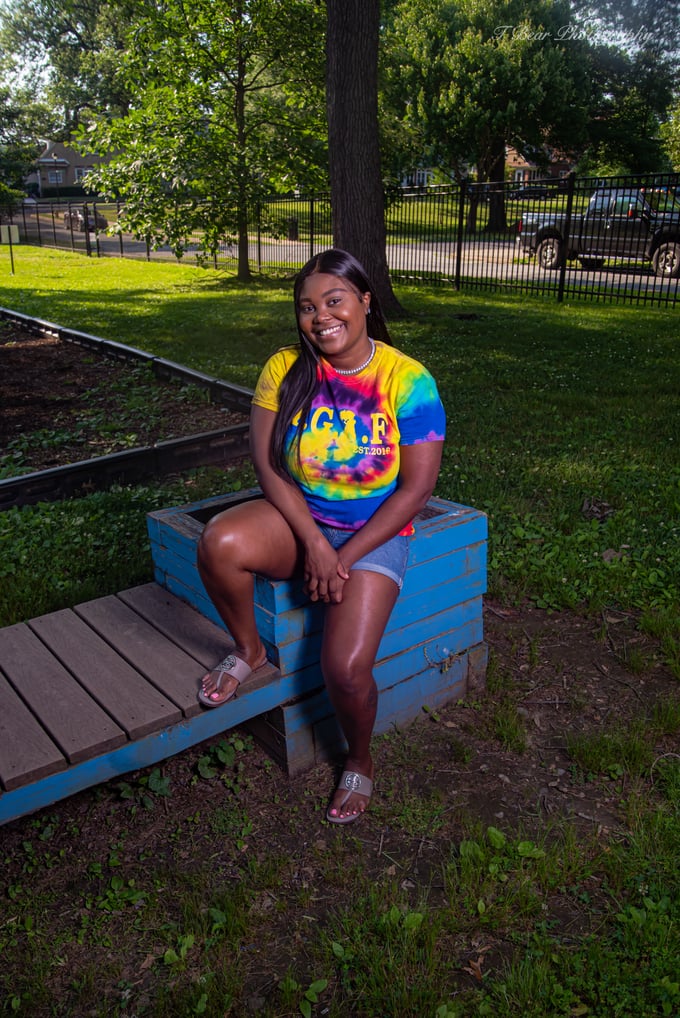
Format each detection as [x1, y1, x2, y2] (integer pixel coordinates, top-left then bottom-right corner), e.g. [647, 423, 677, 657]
[4, 769, 677, 1016]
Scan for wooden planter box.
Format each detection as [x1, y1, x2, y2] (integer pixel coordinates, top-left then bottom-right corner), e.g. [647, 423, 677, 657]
[147, 490, 488, 774]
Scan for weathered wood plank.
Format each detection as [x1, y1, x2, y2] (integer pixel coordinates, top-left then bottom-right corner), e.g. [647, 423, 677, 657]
[73, 595, 225, 717]
[0, 624, 126, 764]
[0, 671, 67, 790]
[157, 559, 485, 675]
[260, 589, 483, 676]
[27, 610, 182, 740]
[117, 584, 281, 696]
[151, 539, 486, 648]
[117, 584, 235, 669]
[0, 658, 284, 825]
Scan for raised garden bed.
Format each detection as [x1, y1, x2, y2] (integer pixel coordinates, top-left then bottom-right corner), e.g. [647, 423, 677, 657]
[0, 308, 253, 508]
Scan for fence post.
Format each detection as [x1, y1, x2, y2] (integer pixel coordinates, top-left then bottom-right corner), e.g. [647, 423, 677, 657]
[557, 172, 576, 303]
[4, 207, 16, 275]
[257, 203, 262, 274]
[309, 196, 315, 262]
[455, 180, 466, 290]
[83, 206, 92, 257]
[117, 201, 124, 258]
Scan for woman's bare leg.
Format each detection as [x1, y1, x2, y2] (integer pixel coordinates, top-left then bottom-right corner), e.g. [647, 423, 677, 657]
[321, 570, 399, 820]
[197, 499, 300, 700]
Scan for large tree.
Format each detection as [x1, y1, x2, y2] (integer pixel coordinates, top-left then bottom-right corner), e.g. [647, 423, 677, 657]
[576, 46, 676, 173]
[0, 0, 133, 135]
[81, 0, 326, 280]
[382, 0, 591, 227]
[0, 86, 49, 206]
[571, 0, 680, 64]
[568, 0, 678, 172]
[661, 103, 680, 169]
[325, 0, 403, 315]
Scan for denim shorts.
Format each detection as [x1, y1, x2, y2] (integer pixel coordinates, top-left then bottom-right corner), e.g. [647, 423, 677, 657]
[317, 524, 410, 590]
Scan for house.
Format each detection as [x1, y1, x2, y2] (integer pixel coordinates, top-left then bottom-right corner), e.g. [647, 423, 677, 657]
[506, 145, 574, 184]
[26, 140, 104, 198]
[400, 167, 435, 188]
[399, 146, 574, 191]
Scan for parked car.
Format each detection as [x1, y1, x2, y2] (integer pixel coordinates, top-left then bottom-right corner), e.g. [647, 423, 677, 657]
[63, 205, 108, 232]
[516, 187, 680, 277]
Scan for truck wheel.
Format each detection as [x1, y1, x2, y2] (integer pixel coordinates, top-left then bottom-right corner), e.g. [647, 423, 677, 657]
[579, 257, 605, 270]
[652, 242, 680, 278]
[537, 237, 562, 270]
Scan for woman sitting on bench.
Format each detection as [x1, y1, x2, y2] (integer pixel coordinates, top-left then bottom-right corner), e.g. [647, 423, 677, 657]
[197, 248, 445, 824]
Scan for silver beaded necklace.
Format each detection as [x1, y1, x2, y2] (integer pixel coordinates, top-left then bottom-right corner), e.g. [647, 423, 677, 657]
[331, 338, 376, 376]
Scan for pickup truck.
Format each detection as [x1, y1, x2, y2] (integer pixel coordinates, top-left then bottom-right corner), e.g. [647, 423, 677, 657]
[516, 187, 680, 278]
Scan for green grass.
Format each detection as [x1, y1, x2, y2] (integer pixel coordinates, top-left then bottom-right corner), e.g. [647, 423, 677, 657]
[1, 247, 678, 637]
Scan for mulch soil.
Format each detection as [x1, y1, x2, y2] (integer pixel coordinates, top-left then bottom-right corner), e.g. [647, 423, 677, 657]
[0, 321, 245, 473]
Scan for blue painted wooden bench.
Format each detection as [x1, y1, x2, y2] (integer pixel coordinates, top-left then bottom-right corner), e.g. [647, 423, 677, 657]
[147, 490, 488, 774]
[0, 491, 486, 825]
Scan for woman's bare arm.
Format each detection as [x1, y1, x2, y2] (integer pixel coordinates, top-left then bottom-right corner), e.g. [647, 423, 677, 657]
[335, 441, 444, 571]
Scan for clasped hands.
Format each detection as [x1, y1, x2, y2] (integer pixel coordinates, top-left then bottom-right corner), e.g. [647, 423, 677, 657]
[302, 536, 351, 604]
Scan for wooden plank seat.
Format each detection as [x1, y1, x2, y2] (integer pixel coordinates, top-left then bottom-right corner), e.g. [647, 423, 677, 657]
[0, 584, 281, 825]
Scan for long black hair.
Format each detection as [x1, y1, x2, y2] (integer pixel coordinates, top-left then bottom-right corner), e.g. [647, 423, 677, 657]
[270, 249, 393, 478]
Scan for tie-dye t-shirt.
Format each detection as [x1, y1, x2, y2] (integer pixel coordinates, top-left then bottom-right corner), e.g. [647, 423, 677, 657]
[252, 341, 446, 531]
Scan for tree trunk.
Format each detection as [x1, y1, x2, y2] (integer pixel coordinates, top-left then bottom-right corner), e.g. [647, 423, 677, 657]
[325, 0, 404, 317]
[483, 137, 507, 233]
[234, 44, 252, 282]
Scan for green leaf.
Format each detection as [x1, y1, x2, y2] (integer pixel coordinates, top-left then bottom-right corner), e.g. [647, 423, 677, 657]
[197, 757, 217, 779]
[307, 979, 328, 997]
[209, 907, 227, 931]
[460, 839, 484, 861]
[517, 841, 545, 859]
[487, 826, 506, 850]
[147, 768, 171, 796]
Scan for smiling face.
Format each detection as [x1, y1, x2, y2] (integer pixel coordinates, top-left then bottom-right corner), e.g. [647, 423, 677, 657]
[296, 272, 372, 371]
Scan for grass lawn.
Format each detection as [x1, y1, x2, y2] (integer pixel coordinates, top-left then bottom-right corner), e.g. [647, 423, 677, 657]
[1, 248, 679, 1017]
[1, 247, 678, 630]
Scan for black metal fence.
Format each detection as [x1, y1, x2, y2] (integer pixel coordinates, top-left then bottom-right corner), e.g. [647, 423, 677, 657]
[4, 171, 680, 306]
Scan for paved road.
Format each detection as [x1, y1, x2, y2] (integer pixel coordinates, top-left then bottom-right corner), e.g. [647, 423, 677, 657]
[15, 217, 679, 300]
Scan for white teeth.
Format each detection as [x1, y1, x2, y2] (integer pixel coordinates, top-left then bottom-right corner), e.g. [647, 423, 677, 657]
[318, 325, 342, 337]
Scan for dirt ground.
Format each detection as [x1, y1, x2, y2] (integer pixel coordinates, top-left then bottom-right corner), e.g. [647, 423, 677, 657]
[1, 321, 678, 1010]
[0, 321, 243, 472]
